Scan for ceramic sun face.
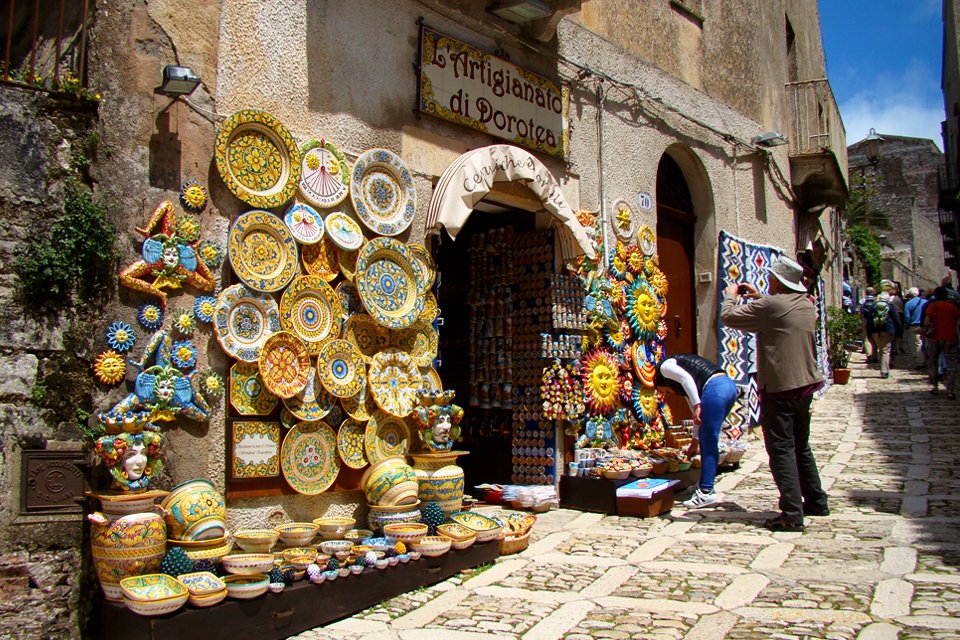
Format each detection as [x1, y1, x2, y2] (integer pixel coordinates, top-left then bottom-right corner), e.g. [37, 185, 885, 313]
[581, 348, 621, 416]
[626, 281, 662, 339]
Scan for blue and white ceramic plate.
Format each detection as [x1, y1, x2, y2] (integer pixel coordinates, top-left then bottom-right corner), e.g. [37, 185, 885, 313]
[350, 149, 415, 237]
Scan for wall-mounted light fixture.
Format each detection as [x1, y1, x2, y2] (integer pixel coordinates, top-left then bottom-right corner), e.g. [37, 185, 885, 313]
[489, 0, 553, 23]
[751, 131, 789, 147]
[158, 65, 201, 96]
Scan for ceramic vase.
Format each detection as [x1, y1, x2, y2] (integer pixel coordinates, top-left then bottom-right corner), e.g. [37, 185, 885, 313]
[158, 479, 227, 541]
[408, 452, 466, 517]
[361, 457, 419, 507]
[367, 501, 422, 533]
[88, 495, 167, 601]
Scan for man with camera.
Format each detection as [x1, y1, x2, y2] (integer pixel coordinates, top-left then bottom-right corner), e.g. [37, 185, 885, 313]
[720, 256, 829, 532]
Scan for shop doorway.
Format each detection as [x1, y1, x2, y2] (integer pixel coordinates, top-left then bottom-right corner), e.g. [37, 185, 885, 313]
[656, 153, 697, 420]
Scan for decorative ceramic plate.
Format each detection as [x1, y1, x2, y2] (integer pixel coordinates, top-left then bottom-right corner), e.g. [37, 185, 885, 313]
[419, 293, 439, 324]
[337, 418, 368, 470]
[368, 348, 419, 417]
[282, 367, 328, 422]
[214, 284, 281, 362]
[284, 203, 325, 245]
[316, 339, 366, 398]
[364, 410, 411, 464]
[325, 212, 365, 251]
[391, 320, 438, 368]
[258, 331, 312, 399]
[337, 248, 358, 282]
[637, 225, 656, 256]
[230, 361, 278, 415]
[300, 236, 340, 282]
[407, 244, 436, 289]
[280, 275, 342, 354]
[419, 366, 442, 395]
[335, 282, 363, 319]
[340, 384, 376, 421]
[228, 210, 300, 293]
[214, 110, 302, 209]
[299, 139, 350, 208]
[343, 314, 390, 360]
[280, 421, 340, 495]
[611, 199, 637, 241]
[355, 238, 424, 329]
[350, 148, 416, 236]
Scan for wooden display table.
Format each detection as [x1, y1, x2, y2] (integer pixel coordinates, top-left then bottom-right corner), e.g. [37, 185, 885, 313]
[92, 542, 499, 640]
[559, 469, 700, 516]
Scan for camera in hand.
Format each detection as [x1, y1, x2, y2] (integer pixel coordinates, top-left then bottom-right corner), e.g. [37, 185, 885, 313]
[737, 284, 750, 295]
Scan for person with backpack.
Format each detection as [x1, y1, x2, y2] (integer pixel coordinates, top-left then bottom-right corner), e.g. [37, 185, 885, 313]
[860, 287, 878, 363]
[924, 287, 960, 398]
[863, 291, 900, 379]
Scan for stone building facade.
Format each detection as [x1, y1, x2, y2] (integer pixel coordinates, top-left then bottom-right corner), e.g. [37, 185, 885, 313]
[941, 0, 960, 272]
[0, 1, 845, 637]
[848, 134, 950, 290]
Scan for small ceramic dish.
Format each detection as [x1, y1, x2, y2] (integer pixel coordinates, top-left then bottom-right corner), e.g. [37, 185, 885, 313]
[375, 558, 389, 569]
[397, 553, 410, 563]
[275, 522, 320, 546]
[382, 522, 428, 545]
[323, 570, 339, 582]
[387, 556, 399, 566]
[349, 564, 364, 574]
[312, 516, 356, 540]
[436, 523, 475, 541]
[223, 574, 269, 599]
[337, 567, 350, 578]
[186, 588, 227, 608]
[177, 571, 226, 598]
[233, 529, 280, 553]
[281, 547, 317, 563]
[220, 553, 275, 576]
[409, 550, 422, 560]
[361, 536, 393, 552]
[119, 574, 188, 616]
[319, 539, 352, 555]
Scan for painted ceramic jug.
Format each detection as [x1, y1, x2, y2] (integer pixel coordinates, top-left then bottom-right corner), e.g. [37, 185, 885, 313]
[409, 452, 466, 517]
[88, 508, 167, 602]
[361, 457, 418, 507]
[157, 479, 226, 541]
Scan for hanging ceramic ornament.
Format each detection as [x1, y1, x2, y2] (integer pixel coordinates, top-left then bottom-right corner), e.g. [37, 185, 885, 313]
[298, 138, 350, 208]
[284, 203, 325, 245]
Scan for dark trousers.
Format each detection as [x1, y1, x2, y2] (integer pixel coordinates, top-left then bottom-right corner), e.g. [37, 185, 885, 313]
[760, 395, 829, 523]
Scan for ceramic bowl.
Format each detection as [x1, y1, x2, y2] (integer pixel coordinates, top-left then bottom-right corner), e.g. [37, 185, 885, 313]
[375, 558, 389, 570]
[176, 571, 225, 597]
[281, 547, 317, 563]
[349, 564, 364, 574]
[158, 479, 226, 542]
[288, 555, 316, 571]
[409, 550, 422, 560]
[344, 528, 374, 543]
[383, 522, 429, 545]
[602, 468, 631, 480]
[233, 529, 280, 553]
[411, 536, 450, 557]
[437, 523, 477, 550]
[361, 457, 419, 506]
[677, 461, 692, 471]
[187, 588, 227, 608]
[319, 540, 352, 556]
[323, 570, 338, 582]
[220, 553, 275, 576]
[387, 556, 399, 566]
[268, 582, 285, 594]
[367, 501, 422, 533]
[397, 553, 410, 563]
[275, 522, 319, 546]
[223, 574, 269, 599]
[449, 512, 503, 542]
[631, 465, 653, 478]
[361, 536, 394, 552]
[119, 574, 188, 616]
[448, 535, 476, 550]
[312, 516, 356, 540]
[337, 567, 350, 578]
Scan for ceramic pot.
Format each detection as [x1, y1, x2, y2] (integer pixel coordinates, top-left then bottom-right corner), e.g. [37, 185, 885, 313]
[833, 368, 851, 385]
[366, 500, 422, 533]
[158, 479, 226, 541]
[89, 511, 167, 601]
[409, 452, 465, 517]
[361, 457, 418, 507]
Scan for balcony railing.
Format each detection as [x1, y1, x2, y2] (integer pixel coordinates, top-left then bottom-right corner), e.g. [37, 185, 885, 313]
[785, 78, 848, 187]
[0, 0, 92, 92]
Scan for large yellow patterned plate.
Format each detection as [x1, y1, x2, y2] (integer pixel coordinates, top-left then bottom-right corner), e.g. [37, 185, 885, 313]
[228, 210, 300, 293]
[230, 361, 278, 416]
[391, 320, 438, 368]
[343, 314, 389, 359]
[350, 148, 416, 236]
[301, 236, 340, 282]
[364, 410, 411, 464]
[280, 421, 340, 495]
[340, 384, 376, 421]
[337, 248, 359, 282]
[368, 348, 419, 417]
[419, 366, 443, 395]
[214, 284, 281, 362]
[299, 138, 350, 208]
[325, 212, 365, 251]
[316, 339, 366, 398]
[355, 238, 424, 329]
[337, 417, 368, 470]
[215, 110, 301, 209]
[258, 331, 312, 399]
[280, 276, 342, 354]
[419, 292, 439, 324]
[407, 244, 436, 289]
[283, 367, 333, 422]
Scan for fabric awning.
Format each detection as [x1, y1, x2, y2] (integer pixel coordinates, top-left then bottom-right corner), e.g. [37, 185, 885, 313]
[426, 145, 595, 261]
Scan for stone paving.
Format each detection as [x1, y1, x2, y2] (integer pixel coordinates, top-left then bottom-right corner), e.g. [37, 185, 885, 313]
[291, 354, 960, 640]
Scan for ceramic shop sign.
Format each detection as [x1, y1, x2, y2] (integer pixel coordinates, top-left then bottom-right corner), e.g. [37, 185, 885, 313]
[418, 25, 569, 159]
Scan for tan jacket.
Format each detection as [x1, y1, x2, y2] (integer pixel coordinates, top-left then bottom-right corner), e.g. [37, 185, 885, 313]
[720, 291, 823, 393]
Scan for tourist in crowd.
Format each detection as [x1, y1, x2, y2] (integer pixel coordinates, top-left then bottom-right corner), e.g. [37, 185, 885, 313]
[654, 354, 738, 509]
[903, 287, 928, 370]
[924, 287, 960, 399]
[863, 291, 900, 379]
[860, 287, 878, 363]
[721, 256, 829, 532]
[887, 281, 905, 362]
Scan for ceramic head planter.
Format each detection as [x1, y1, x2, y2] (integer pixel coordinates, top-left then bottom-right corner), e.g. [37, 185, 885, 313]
[412, 390, 463, 453]
[119, 201, 214, 308]
[94, 431, 164, 491]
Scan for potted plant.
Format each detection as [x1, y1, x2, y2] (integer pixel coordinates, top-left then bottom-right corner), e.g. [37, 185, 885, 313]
[826, 306, 861, 384]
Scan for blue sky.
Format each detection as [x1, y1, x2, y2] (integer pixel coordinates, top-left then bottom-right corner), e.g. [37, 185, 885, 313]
[819, 0, 944, 149]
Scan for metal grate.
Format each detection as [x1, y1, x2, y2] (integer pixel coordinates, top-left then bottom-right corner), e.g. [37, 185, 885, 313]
[1, 0, 91, 91]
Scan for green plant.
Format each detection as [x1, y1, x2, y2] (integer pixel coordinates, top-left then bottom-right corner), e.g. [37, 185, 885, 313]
[14, 181, 117, 307]
[30, 379, 48, 407]
[826, 306, 861, 370]
[845, 224, 882, 288]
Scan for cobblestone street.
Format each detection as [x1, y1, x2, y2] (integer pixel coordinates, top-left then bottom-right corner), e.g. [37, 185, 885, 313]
[292, 354, 960, 640]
